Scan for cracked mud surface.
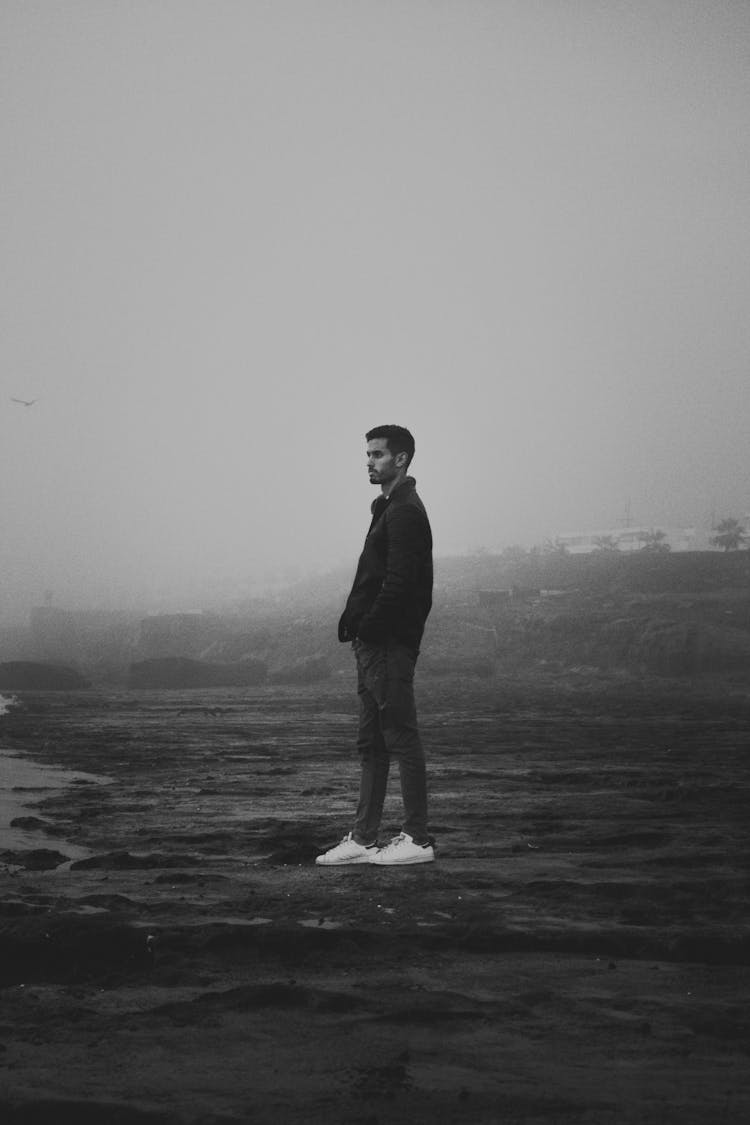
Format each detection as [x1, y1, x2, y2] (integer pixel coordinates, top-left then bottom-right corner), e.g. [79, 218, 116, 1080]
[1, 677, 749, 1123]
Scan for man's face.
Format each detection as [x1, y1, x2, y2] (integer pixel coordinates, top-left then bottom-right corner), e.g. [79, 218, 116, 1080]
[366, 438, 404, 487]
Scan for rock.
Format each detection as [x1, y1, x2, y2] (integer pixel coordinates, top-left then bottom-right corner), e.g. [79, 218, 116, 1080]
[0, 848, 68, 870]
[0, 661, 90, 691]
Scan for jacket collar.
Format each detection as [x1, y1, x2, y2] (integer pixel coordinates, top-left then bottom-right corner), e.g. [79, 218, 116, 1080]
[370, 476, 416, 515]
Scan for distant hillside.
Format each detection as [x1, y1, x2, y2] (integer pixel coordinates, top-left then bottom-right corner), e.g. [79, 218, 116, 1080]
[206, 551, 750, 682]
[424, 551, 750, 680]
[433, 549, 750, 598]
[6, 551, 750, 687]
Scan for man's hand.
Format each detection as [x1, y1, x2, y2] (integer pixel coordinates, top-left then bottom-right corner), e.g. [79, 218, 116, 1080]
[337, 614, 354, 643]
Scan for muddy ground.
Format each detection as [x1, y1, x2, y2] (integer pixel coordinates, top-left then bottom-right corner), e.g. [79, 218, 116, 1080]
[0, 673, 749, 1124]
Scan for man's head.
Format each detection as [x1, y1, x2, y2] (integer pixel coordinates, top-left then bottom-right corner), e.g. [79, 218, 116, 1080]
[365, 424, 415, 494]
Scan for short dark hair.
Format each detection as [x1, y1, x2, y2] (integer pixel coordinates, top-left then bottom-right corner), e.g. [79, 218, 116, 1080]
[366, 424, 415, 467]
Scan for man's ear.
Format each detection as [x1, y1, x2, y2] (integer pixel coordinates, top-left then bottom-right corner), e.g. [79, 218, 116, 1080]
[395, 451, 408, 468]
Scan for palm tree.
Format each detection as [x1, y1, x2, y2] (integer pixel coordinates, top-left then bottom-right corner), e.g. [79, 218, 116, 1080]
[592, 534, 620, 553]
[639, 529, 671, 554]
[711, 517, 747, 552]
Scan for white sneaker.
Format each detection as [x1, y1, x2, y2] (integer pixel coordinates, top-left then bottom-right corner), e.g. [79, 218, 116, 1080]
[371, 832, 435, 866]
[315, 832, 378, 866]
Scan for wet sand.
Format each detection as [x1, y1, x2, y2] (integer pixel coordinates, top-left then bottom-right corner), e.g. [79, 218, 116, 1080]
[0, 677, 748, 1123]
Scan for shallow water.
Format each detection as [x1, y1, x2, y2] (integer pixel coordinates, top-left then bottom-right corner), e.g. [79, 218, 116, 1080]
[0, 748, 110, 853]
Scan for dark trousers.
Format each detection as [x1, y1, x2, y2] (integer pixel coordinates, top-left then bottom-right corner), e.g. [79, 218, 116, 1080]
[352, 639, 429, 845]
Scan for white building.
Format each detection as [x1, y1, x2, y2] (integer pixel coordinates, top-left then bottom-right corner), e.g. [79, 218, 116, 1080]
[555, 526, 697, 554]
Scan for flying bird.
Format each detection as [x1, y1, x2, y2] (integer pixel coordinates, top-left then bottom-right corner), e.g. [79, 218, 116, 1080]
[11, 398, 37, 406]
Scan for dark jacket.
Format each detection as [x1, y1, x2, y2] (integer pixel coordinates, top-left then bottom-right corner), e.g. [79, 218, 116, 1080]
[338, 476, 433, 650]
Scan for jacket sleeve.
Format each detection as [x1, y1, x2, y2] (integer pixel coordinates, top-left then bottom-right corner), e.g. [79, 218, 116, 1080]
[355, 507, 424, 642]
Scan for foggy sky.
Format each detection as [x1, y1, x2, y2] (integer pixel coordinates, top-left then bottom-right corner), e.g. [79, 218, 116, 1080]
[2, 0, 749, 618]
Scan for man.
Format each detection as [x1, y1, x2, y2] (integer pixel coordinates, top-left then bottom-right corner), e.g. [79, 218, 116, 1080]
[316, 424, 435, 867]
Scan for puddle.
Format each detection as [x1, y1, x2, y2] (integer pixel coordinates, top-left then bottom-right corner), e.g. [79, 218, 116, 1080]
[0, 694, 16, 718]
[299, 918, 344, 930]
[0, 748, 112, 857]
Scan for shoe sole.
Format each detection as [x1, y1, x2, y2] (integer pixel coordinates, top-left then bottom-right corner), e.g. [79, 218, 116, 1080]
[315, 854, 376, 866]
[371, 853, 435, 866]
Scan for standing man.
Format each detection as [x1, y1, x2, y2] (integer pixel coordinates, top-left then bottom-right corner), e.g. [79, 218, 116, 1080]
[316, 424, 435, 867]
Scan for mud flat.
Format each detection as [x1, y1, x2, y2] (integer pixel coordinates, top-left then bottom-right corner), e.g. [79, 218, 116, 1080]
[0, 675, 749, 1124]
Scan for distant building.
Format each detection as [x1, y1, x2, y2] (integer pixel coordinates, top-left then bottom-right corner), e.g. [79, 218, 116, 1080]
[555, 526, 697, 555]
[138, 612, 226, 658]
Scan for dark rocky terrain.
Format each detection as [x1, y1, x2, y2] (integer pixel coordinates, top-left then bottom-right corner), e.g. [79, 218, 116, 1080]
[0, 670, 749, 1124]
[0, 551, 748, 1122]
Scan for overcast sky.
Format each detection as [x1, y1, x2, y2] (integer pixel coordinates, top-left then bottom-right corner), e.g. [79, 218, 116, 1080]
[2, 0, 749, 616]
